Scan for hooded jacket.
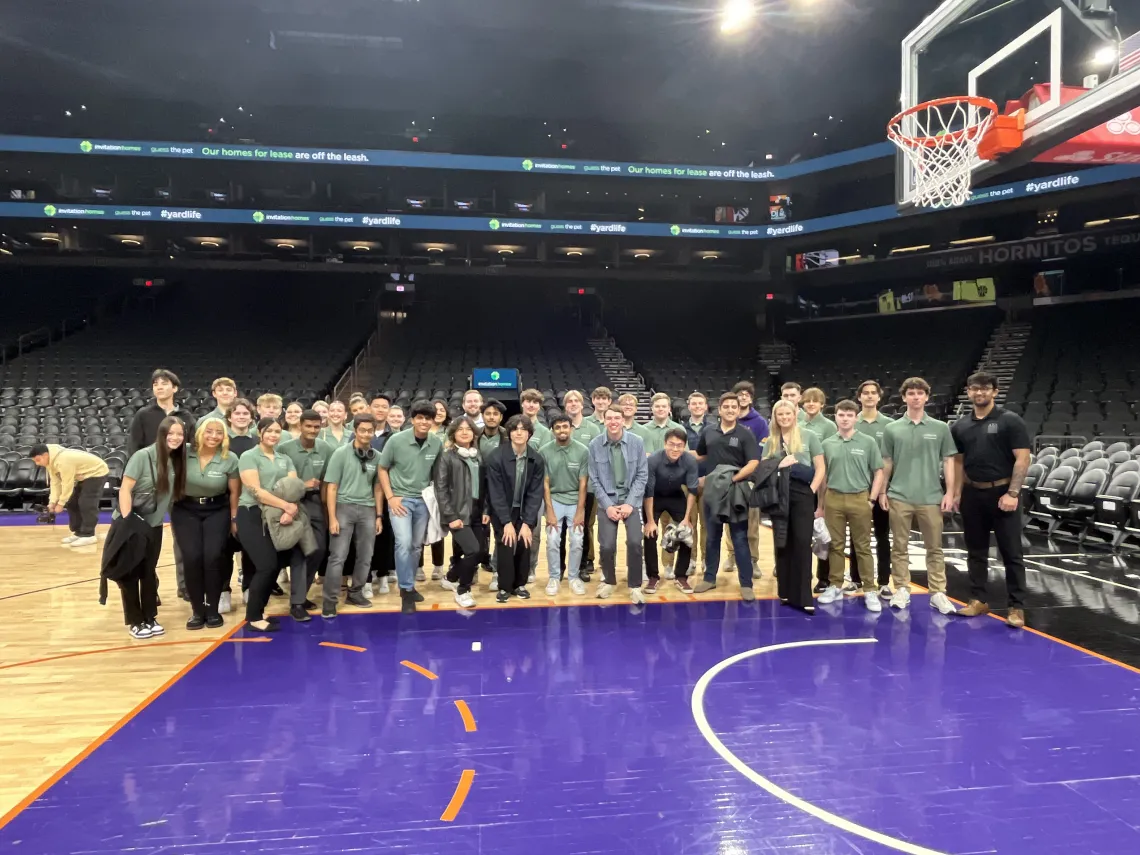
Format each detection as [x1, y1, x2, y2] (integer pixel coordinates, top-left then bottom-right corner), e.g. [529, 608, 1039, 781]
[261, 475, 317, 555]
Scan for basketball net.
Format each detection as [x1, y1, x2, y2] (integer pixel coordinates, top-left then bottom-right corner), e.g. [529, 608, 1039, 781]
[889, 96, 998, 209]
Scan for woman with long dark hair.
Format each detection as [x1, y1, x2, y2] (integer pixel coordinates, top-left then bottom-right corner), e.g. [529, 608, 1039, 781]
[236, 417, 302, 632]
[171, 417, 240, 630]
[764, 400, 826, 613]
[433, 416, 488, 608]
[419, 400, 452, 581]
[221, 398, 258, 610]
[115, 416, 187, 639]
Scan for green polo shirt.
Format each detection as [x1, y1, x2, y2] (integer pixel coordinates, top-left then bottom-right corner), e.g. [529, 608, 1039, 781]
[238, 446, 294, 508]
[882, 414, 958, 505]
[801, 412, 838, 441]
[478, 430, 503, 459]
[324, 443, 380, 507]
[571, 417, 602, 445]
[821, 431, 883, 494]
[378, 429, 443, 498]
[528, 420, 553, 452]
[640, 419, 682, 455]
[627, 422, 650, 446]
[318, 425, 352, 447]
[115, 445, 173, 527]
[184, 449, 239, 499]
[512, 450, 527, 507]
[855, 412, 894, 451]
[541, 439, 589, 505]
[278, 437, 335, 484]
[200, 407, 228, 426]
[609, 440, 628, 502]
[765, 429, 824, 467]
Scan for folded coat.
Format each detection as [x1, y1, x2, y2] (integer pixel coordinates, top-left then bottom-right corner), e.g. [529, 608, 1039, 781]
[749, 458, 791, 549]
[98, 512, 154, 604]
[261, 476, 318, 555]
[703, 464, 752, 526]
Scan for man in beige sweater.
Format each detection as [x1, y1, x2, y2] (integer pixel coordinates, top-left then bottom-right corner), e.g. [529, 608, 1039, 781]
[31, 443, 109, 547]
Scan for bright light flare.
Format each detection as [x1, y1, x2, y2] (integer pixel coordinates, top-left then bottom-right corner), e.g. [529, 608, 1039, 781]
[720, 0, 756, 35]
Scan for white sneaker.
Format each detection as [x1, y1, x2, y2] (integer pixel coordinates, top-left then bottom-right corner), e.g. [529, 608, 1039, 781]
[817, 585, 843, 605]
[388, 571, 397, 581]
[455, 591, 476, 609]
[596, 582, 614, 599]
[570, 578, 587, 596]
[129, 623, 152, 639]
[889, 588, 911, 610]
[277, 569, 289, 586]
[930, 592, 956, 615]
[488, 573, 498, 592]
[378, 577, 390, 594]
[146, 620, 165, 636]
[545, 578, 560, 596]
[864, 591, 882, 613]
[362, 582, 374, 599]
[440, 577, 458, 592]
[664, 565, 675, 580]
[528, 571, 536, 584]
[70, 535, 97, 548]
[431, 565, 444, 581]
[218, 591, 232, 614]
[719, 561, 735, 574]
[629, 587, 646, 605]
[61, 534, 79, 545]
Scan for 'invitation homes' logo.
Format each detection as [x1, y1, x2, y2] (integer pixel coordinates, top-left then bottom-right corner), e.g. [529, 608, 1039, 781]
[79, 140, 93, 153]
[521, 159, 534, 171]
[488, 218, 500, 230]
[252, 211, 265, 223]
[490, 370, 501, 381]
[669, 224, 681, 236]
[43, 204, 57, 216]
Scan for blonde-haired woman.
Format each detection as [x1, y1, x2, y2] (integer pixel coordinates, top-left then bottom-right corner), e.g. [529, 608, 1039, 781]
[170, 417, 241, 629]
[283, 401, 305, 441]
[319, 400, 350, 446]
[764, 400, 826, 613]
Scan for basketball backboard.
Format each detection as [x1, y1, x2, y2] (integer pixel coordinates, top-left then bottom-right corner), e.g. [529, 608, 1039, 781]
[897, 0, 1140, 209]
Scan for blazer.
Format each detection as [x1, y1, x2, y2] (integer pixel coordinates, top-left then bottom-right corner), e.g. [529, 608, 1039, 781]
[485, 443, 545, 529]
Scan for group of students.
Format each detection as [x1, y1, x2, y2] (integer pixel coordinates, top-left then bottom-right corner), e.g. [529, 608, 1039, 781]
[37, 364, 1032, 637]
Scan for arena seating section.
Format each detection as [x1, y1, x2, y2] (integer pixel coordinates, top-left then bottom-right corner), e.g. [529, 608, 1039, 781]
[0, 283, 374, 511]
[1004, 302, 1140, 441]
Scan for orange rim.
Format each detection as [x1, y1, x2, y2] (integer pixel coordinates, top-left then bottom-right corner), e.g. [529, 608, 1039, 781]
[888, 95, 999, 148]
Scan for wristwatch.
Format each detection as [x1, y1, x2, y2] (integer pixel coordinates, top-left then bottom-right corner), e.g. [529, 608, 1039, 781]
[1006, 490, 1020, 498]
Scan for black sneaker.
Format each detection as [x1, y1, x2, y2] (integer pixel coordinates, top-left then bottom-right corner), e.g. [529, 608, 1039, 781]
[271, 584, 286, 597]
[155, 594, 162, 607]
[145, 620, 165, 636]
[814, 581, 828, 594]
[205, 614, 224, 629]
[302, 599, 317, 610]
[129, 623, 152, 639]
[496, 590, 511, 603]
[178, 590, 190, 602]
[400, 589, 416, 614]
[346, 592, 372, 608]
[412, 588, 425, 603]
[514, 587, 531, 599]
[322, 606, 337, 620]
[290, 604, 312, 622]
[186, 614, 207, 631]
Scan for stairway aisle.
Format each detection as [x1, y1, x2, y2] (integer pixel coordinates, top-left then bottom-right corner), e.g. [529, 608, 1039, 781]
[587, 336, 652, 420]
[952, 319, 1032, 421]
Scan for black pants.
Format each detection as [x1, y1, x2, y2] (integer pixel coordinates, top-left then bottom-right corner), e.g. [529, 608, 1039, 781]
[369, 506, 394, 581]
[236, 506, 304, 622]
[644, 494, 691, 579]
[776, 479, 815, 610]
[66, 477, 103, 536]
[961, 484, 1028, 608]
[498, 511, 531, 592]
[170, 498, 230, 619]
[221, 535, 249, 594]
[849, 501, 891, 587]
[293, 493, 327, 605]
[448, 522, 488, 594]
[419, 539, 445, 568]
[117, 525, 163, 625]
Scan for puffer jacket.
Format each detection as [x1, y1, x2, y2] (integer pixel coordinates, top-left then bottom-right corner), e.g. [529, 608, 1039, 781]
[432, 447, 486, 526]
[261, 475, 317, 555]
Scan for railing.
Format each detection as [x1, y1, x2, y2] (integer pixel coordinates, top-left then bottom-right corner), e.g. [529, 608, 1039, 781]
[1, 326, 51, 365]
[332, 328, 379, 401]
[1033, 435, 1088, 453]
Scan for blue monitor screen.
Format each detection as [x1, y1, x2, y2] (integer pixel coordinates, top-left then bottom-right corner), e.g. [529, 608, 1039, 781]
[472, 368, 519, 390]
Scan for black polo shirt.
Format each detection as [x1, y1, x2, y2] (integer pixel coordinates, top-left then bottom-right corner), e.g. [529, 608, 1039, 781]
[950, 407, 1031, 483]
[647, 450, 700, 499]
[697, 423, 761, 470]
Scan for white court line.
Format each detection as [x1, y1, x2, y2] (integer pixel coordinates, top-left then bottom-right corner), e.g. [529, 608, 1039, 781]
[1022, 559, 1140, 594]
[691, 639, 949, 855]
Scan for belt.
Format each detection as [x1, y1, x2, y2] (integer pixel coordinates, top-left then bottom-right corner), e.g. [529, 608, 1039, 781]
[965, 477, 1011, 489]
[182, 495, 227, 507]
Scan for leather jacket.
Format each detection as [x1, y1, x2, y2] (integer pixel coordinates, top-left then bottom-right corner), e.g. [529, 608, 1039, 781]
[432, 447, 486, 526]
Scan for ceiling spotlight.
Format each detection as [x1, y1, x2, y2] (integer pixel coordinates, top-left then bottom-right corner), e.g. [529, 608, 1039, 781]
[201, 240, 219, 248]
[277, 242, 295, 250]
[765, 153, 774, 160]
[1092, 45, 1118, 66]
[720, 0, 756, 35]
[80, 105, 86, 110]
[120, 238, 141, 246]
[499, 249, 514, 255]
[634, 252, 650, 259]
[64, 110, 72, 117]
[353, 245, 370, 251]
[566, 250, 583, 257]
[427, 246, 443, 253]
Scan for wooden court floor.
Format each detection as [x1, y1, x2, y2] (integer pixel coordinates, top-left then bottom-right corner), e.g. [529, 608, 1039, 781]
[0, 520, 779, 822]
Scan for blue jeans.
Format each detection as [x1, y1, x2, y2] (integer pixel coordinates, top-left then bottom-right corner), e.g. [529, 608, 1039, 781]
[545, 500, 584, 581]
[703, 500, 753, 588]
[390, 496, 429, 591]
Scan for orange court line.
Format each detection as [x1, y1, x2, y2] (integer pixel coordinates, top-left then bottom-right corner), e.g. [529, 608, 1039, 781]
[400, 659, 439, 680]
[454, 699, 477, 732]
[319, 642, 367, 653]
[0, 620, 245, 831]
[440, 769, 476, 822]
[0, 636, 269, 672]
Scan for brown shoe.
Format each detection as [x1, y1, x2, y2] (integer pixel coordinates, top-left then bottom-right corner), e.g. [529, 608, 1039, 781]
[693, 580, 716, 593]
[957, 599, 990, 617]
[1006, 608, 1025, 629]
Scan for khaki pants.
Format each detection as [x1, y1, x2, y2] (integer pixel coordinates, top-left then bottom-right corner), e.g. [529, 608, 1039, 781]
[824, 489, 873, 591]
[723, 507, 760, 568]
[692, 487, 704, 566]
[888, 500, 946, 594]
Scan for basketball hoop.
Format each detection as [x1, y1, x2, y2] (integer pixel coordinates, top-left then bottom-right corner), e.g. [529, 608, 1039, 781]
[889, 96, 999, 209]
